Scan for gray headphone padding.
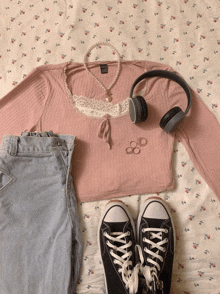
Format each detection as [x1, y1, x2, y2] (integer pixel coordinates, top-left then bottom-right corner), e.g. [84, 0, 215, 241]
[163, 110, 185, 133]
[129, 98, 137, 123]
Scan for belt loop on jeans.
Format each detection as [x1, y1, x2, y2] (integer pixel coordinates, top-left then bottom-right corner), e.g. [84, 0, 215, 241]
[8, 136, 19, 156]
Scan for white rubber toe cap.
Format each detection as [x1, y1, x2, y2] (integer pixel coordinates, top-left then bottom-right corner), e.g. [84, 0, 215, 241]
[103, 201, 130, 223]
[143, 200, 169, 219]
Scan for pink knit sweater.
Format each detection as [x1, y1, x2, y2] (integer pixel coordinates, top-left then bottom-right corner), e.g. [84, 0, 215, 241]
[0, 60, 219, 202]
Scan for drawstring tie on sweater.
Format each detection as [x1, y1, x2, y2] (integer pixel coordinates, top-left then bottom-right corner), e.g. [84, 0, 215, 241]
[98, 114, 112, 149]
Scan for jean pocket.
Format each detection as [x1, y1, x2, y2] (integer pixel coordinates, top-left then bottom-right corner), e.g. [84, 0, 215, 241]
[0, 168, 13, 191]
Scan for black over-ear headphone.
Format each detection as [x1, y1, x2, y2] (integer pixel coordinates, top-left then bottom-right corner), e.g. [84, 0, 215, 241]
[129, 70, 192, 133]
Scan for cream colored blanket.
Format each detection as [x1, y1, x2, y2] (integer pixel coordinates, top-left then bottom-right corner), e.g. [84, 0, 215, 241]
[0, 1, 219, 293]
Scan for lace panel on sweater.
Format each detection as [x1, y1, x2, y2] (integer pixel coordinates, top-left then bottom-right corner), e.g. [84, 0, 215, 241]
[71, 94, 130, 118]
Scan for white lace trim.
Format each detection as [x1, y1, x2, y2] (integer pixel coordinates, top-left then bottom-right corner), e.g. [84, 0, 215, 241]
[63, 61, 147, 119]
[71, 94, 130, 118]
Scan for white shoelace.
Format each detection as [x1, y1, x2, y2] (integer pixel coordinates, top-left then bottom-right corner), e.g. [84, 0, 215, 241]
[104, 231, 139, 294]
[136, 227, 168, 292]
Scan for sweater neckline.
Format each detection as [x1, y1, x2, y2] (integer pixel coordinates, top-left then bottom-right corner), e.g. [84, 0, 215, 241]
[62, 60, 148, 120]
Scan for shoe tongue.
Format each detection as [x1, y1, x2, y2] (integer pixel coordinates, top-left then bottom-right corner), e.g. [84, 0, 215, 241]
[143, 218, 167, 269]
[105, 221, 130, 260]
[144, 217, 167, 229]
[106, 221, 127, 233]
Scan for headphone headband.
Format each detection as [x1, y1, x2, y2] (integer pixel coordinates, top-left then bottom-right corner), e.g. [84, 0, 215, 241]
[129, 70, 192, 115]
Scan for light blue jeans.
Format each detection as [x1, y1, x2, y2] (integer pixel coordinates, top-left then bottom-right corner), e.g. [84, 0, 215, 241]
[0, 131, 82, 294]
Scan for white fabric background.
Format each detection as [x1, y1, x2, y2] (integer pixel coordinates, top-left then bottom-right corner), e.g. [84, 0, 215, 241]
[0, 1, 220, 293]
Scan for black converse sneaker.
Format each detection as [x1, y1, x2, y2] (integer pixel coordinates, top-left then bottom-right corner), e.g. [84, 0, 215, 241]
[98, 200, 139, 294]
[136, 197, 175, 294]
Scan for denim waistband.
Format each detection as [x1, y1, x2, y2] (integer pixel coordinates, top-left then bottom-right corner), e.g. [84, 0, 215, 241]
[0, 131, 76, 156]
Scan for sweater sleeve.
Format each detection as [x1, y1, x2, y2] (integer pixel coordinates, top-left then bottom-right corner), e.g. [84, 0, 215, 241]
[167, 67, 220, 201]
[0, 68, 48, 142]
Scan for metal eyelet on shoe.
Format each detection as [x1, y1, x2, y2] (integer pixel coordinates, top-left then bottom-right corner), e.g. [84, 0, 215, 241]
[165, 238, 168, 242]
[127, 231, 130, 236]
[142, 228, 145, 233]
[165, 229, 168, 234]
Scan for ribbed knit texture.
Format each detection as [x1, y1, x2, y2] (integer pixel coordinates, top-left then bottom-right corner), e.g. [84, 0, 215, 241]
[0, 60, 220, 202]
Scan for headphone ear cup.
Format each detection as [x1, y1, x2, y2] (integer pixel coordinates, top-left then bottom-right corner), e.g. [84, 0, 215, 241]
[160, 106, 185, 133]
[129, 96, 148, 123]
